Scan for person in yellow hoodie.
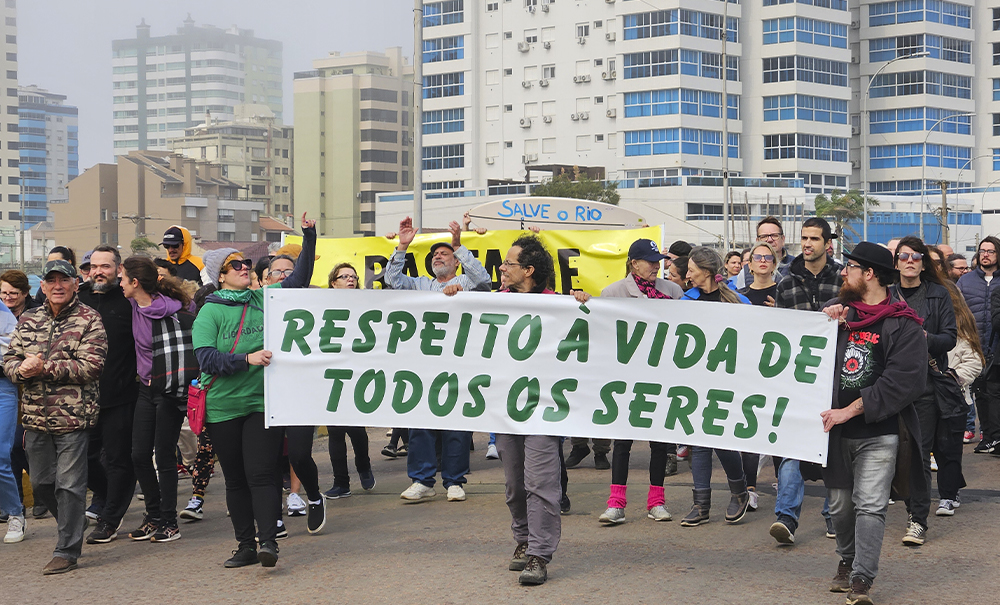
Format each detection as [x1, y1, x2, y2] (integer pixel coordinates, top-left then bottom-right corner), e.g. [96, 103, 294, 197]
[160, 226, 204, 285]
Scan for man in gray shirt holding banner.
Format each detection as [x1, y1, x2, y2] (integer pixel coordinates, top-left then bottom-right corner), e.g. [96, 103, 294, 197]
[385, 216, 492, 293]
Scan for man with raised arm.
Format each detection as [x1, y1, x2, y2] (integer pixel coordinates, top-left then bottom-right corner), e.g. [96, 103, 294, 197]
[385, 216, 491, 292]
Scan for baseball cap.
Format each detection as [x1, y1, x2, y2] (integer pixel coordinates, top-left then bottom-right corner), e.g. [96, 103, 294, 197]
[628, 238, 667, 262]
[161, 226, 184, 247]
[43, 259, 77, 279]
[80, 251, 93, 269]
[430, 242, 455, 255]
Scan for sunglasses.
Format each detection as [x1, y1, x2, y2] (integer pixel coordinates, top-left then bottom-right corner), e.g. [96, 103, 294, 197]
[163, 243, 181, 249]
[752, 254, 774, 262]
[228, 259, 253, 271]
[897, 252, 922, 262]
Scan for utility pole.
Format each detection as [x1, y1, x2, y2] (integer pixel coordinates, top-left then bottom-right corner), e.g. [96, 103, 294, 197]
[120, 214, 153, 240]
[939, 180, 949, 246]
[412, 0, 424, 230]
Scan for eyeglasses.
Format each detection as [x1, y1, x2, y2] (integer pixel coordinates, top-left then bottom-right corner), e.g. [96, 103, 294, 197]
[270, 269, 293, 278]
[335, 274, 358, 282]
[845, 263, 865, 271]
[163, 244, 181, 250]
[897, 252, 923, 262]
[757, 232, 783, 241]
[752, 254, 775, 262]
[0, 290, 21, 298]
[227, 259, 253, 271]
[500, 261, 522, 268]
[980, 249, 997, 257]
[954, 265, 970, 272]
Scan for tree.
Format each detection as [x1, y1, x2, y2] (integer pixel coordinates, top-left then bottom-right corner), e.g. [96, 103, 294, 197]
[531, 167, 620, 206]
[813, 189, 878, 254]
[130, 236, 159, 256]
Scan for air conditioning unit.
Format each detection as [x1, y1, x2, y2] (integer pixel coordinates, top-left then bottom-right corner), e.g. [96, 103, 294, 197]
[539, 78, 549, 87]
[572, 75, 580, 83]
[543, 115, 552, 123]
[611, 70, 616, 78]
[486, 157, 495, 165]
[580, 111, 590, 120]
[851, 55, 860, 64]
[851, 20, 860, 29]
[528, 5, 535, 13]
[520, 117, 532, 128]
[602, 71, 612, 80]
[541, 3, 549, 11]
[580, 74, 591, 82]
[571, 113, 580, 121]
[522, 80, 532, 88]
[850, 160, 860, 169]
[606, 32, 616, 41]
[578, 36, 587, 45]
[517, 42, 530, 52]
[543, 41, 551, 49]
[851, 126, 860, 135]
[606, 108, 617, 118]
[526, 153, 538, 162]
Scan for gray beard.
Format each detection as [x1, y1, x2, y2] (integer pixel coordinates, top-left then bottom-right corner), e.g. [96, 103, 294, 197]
[432, 264, 452, 279]
[92, 277, 120, 293]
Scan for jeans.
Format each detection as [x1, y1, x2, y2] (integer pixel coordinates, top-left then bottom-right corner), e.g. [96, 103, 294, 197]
[488, 433, 496, 446]
[24, 429, 89, 561]
[774, 458, 804, 530]
[326, 426, 372, 489]
[610, 440, 671, 486]
[96, 402, 136, 528]
[407, 429, 471, 488]
[690, 446, 745, 491]
[828, 433, 899, 584]
[286, 426, 321, 501]
[132, 386, 185, 525]
[497, 434, 562, 561]
[0, 379, 22, 516]
[208, 412, 283, 548]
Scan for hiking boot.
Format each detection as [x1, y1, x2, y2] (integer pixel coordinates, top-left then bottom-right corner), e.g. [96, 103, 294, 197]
[85, 519, 117, 544]
[594, 453, 611, 470]
[128, 514, 159, 541]
[647, 505, 672, 522]
[665, 453, 678, 477]
[518, 555, 548, 586]
[224, 545, 258, 568]
[509, 541, 529, 571]
[769, 519, 795, 545]
[307, 498, 327, 534]
[680, 488, 711, 527]
[598, 507, 626, 525]
[179, 496, 204, 521]
[725, 479, 750, 524]
[846, 575, 874, 605]
[902, 519, 926, 546]
[41, 556, 77, 575]
[830, 560, 851, 592]
[258, 540, 279, 567]
[564, 445, 590, 468]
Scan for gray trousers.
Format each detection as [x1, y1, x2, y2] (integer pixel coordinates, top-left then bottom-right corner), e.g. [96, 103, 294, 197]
[496, 434, 561, 562]
[24, 429, 89, 562]
[570, 436, 611, 455]
[828, 433, 899, 585]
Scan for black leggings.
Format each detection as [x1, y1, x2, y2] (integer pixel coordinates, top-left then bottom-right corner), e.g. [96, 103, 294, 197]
[741, 453, 759, 490]
[327, 426, 372, 489]
[209, 412, 283, 548]
[132, 386, 184, 525]
[388, 428, 409, 448]
[286, 426, 321, 501]
[611, 440, 672, 486]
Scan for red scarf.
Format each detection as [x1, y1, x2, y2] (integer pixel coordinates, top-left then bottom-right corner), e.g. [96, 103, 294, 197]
[844, 296, 923, 331]
[632, 274, 670, 299]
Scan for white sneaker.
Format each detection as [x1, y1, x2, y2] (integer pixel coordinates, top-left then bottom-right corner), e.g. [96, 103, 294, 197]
[486, 444, 499, 460]
[3, 515, 24, 543]
[447, 485, 467, 501]
[647, 505, 672, 522]
[400, 482, 436, 502]
[599, 507, 626, 524]
[935, 499, 957, 516]
[747, 490, 759, 512]
[287, 492, 306, 517]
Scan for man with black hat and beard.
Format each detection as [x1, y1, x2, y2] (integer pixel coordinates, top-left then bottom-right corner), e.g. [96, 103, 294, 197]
[820, 242, 928, 605]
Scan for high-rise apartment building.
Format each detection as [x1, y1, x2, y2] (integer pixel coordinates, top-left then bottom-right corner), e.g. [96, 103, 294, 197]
[111, 16, 282, 156]
[293, 48, 414, 237]
[0, 0, 19, 240]
[18, 85, 79, 228]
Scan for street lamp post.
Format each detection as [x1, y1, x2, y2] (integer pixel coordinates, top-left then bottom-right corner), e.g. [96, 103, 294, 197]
[919, 111, 974, 241]
[862, 51, 929, 242]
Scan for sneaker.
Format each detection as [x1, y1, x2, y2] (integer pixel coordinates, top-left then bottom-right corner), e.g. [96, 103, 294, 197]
[963, 430, 975, 444]
[825, 515, 836, 539]
[564, 445, 590, 468]
[847, 576, 874, 605]
[359, 470, 377, 491]
[85, 519, 117, 544]
[560, 494, 571, 515]
[665, 453, 678, 476]
[930, 453, 938, 472]
[224, 546, 259, 568]
[323, 485, 352, 500]
[400, 482, 436, 502]
[830, 560, 851, 593]
[41, 556, 77, 575]
[594, 453, 611, 470]
[769, 520, 795, 545]
[447, 485, 467, 502]
[902, 518, 926, 546]
[180, 496, 204, 521]
[518, 555, 548, 586]
[599, 506, 626, 524]
[128, 514, 159, 541]
[381, 444, 399, 458]
[151, 523, 182, 543]
[677, 445, 690, 460]
[177, 464, 191, 479]
[509, 542, 529, 571]
[85, 501, 101, 521]
[486, 443, 499, 460]
[647, 505, 672, 522]
[395, 444, 408, 456]
[287, 493, 306, 517]
[275, 520, 288, 540]
[3, 514, 24, 543]
[307, 499, 326, 534]
[974, 438, 1000, 454]
[936, 499, 957, 516]
[32, 504, 48, 519]
[258, 540, 279, 567]
[747, 488, 759, 512]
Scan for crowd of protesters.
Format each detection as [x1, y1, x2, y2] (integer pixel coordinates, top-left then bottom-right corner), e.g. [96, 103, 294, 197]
[0, 211, 994, 604]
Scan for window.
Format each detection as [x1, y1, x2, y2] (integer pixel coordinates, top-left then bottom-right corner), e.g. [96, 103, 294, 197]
[422, 144, 465, 170]
[422, 108, 465, 134]
[360, 149, 398, 163]
[623, 50, 678, 79]
[624, 127, 728, 157]
[360, 129, 398, 143]
[869, 0, 970, 28]
[577, 23, 590, 38]
[763, 56, 846, 87]
[542, 64, 556, 79]
[762, 17, 795, 44]
[423, 72, 464, 98]
[764, 133, 848, 162]
[423, 0, 464, 27]
[360, 170, 398, 184]
[422, 36, 464, 63]
[218, 209, 235, 223]
[994, 114, 1000, 137]
[623, 10, 678, 40]
[487, 2, 498, 11]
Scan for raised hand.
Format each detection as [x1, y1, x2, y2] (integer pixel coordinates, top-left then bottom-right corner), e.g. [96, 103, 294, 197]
[301, 212, 315, 230]
[397, 217, 416, 250]
[449, 221, 462, 248]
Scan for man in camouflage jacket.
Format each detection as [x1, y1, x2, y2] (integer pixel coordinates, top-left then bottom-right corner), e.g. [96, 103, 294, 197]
[2, 259, 107, 575]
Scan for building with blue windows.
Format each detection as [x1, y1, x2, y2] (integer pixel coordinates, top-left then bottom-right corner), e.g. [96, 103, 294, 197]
[18, 86, 78, 228]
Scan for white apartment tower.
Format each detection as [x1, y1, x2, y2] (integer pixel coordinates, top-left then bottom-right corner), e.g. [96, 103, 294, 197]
[1, 0, 17, 233]
[111, 16, 282, 156]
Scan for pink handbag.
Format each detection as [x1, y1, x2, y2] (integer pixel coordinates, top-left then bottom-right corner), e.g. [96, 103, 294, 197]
[187, 304, 247, 434]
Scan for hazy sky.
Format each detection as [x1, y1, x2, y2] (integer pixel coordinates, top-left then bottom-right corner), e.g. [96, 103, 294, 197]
[18, 0, 416, 168]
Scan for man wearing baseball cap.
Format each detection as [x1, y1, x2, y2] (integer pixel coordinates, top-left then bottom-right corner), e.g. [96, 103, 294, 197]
[819, 242, 927, 605]
[3, 259, 108, 574]
[79, 251, 93, 283]
[161, 226, 204, 285]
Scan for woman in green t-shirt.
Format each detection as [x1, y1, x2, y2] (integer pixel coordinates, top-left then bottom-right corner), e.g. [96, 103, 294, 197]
[192, 213, 315, 569]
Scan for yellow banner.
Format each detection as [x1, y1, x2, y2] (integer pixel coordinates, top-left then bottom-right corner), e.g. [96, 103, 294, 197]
[285, 226, 663, 294]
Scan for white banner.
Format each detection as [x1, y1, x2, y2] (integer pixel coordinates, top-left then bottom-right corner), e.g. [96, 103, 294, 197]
[264, 289, 837, 463]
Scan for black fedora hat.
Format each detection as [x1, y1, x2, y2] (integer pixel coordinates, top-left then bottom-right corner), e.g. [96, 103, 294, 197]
[843, 241, 897, 274]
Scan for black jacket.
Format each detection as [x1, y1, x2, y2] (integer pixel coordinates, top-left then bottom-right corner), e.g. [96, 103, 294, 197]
[958, 268, 1000, 352]
[890, 281, 956, 368]
[775, 254, 842, 311]
[173, 260, 203, 285]
[78, 282, 138, 408]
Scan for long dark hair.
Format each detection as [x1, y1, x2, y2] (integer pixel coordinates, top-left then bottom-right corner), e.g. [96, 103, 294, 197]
[49, 246, 76, 267]
[122, 256, 192, 307]
[895, 236, 945, 285]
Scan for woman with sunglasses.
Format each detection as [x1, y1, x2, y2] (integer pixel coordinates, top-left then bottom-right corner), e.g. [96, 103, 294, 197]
[740, 242, 779, 308]
[192, 213, 316, 569]
[889, 236, 957, 547]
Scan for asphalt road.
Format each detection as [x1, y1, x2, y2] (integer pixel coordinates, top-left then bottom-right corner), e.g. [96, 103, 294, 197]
[4, 431, 999, 605]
